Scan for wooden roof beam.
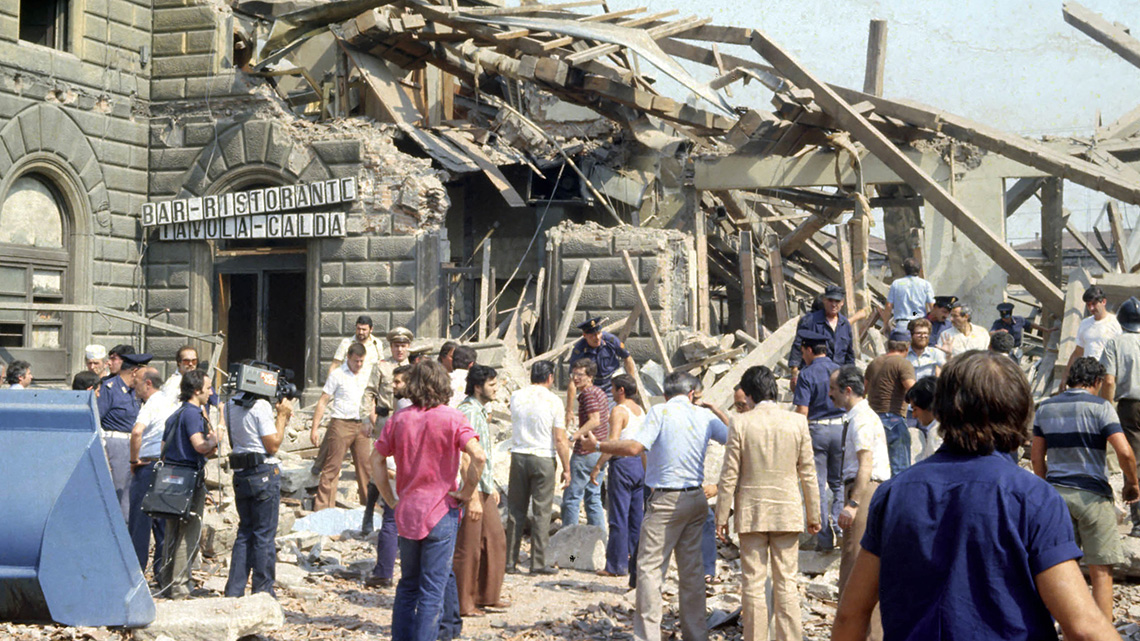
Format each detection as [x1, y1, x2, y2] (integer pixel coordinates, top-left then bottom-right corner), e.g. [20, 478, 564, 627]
[1063, 1, 1140, 71]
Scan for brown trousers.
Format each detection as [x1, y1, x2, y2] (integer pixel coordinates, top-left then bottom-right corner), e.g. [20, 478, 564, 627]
[453, 491, 506, 613]
[315, 418, 371, 512]
[839, 479, 883, 641]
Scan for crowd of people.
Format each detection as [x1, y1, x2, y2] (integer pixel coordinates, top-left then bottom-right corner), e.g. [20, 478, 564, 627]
[6, 255, 1140, 641]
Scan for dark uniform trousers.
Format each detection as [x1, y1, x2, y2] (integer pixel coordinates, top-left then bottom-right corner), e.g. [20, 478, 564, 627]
[128, 460, 165, 572]
[225, 463, 281, 597]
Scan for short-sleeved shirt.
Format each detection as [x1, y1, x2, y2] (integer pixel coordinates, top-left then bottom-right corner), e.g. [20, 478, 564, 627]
[449, 369, 468, 408]
[936, 323, 990, 358]
[1078, 314, 1123, 360]
[926, 315, 952, 346]
[333, 335, 385, 372]
[1034, 389, 1122, 497]
[510, 384, 566, 458]
[98, 374, 140, 432]
[887, 276, 935, 321]
[1100, 332, 1140, 401]
[161, 403, 210, 469]
[375, 404, 477, 540]
[862, 450, 1082, 641]
[864, 353, 915, 416]
[991, 316, 1028, 347]
[136, 390, 179, 460]
[569, 332, 630, 397]
[322, 363, 369, 420]
[906, 346, 945, 380]
[226, 398, 279, 465]
[574, 385, 610, 455]
[634, 395, 729, 489]
[787, 310, 855, 370]
[458, 396, 496, 494]
[160, 372, 220, 408]
[842, 399, 891, 484]
[792, 355, 843, 421]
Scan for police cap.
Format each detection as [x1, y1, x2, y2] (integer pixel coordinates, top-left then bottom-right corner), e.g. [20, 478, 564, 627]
[798, 329, 830, 348]
[120, 352, 153, 369]
[577, 317, 603, 334]
[996, 302, 1014, 316]
[933, 295, 958, 309]
[822, 285, 845, 301]
[387, 327, 414, 344]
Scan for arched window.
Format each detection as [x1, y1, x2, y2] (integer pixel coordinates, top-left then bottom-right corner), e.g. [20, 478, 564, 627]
[0, 174, 69, 379]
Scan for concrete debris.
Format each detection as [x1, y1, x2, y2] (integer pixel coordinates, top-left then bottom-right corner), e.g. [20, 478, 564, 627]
[132, 594, 284, 641]
[292, 508, 375, 537]
[547, 524, 607, 572]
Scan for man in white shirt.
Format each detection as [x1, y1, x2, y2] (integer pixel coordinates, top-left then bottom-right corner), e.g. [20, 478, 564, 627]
[127, 367, 178, 573]
[329, 315, 386, 377]
[505, 361, 571, 575]
[829, 364, 890, 641]
[886, 258, 935, 327]
[936, 303, 989, 359]
[1061, 285, 1123, 390]
[449, 345, 477, 407]
[310, 342, 372, 511]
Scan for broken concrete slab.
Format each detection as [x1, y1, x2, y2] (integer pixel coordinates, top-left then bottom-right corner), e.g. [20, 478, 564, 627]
[548, 524, 607, 572]
[132, 593, 284, 641]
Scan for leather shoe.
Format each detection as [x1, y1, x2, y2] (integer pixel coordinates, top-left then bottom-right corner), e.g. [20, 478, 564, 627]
[461, 609, 485, 618]
[364, 576, 392, 588]
[531, 567, 557, 575]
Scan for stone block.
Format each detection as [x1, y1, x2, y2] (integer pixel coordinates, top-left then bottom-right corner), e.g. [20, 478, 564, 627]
[390, 311, 415, 329]
[312, 139, 361, 165]
[582, 255, 627, 282]
[320, 312, 342, 335]
[390, 260, 416, 286]
[84, 14, 109, 43]
[98, 236, 133, 262]
[344, 262, 389, 285]
[133, 593, 285, 641]
[152, 5, 217, 33]
[106, 166, 148, 197]
[613, 284, 660, 310]
[152, 32, 186, 57]
[185, 73, 248, 99]
[368, 286, 416, 311]
[96, 139, 133, 168]
[149, 288, 189, 313]
[108, 1, 136, 26]
[151, 77, 186, 101]
[369, 236, 415, 260]
[320, 287, 368, 311]
[558, 233, 612, 257]
[146, 265, 169, 289]
[546, 524, 606, 571]
[149, 242, 191, 264]
[321, 263, 343, 286]
[167, 268, 190, 288]
[185, 30, 218, 55]
[577, 283, 613, 310]
[150, 169, 190, 196]
[639, 256, 662, 281]
[107, 22, 146, 52]
[184, 122, 217, 147]
[242, 120, 269, 164]
[322, 237, 368, 261]
[17, 108, 41, 153]
[219, 129, 245, 168]
[264, 124, 294, 169]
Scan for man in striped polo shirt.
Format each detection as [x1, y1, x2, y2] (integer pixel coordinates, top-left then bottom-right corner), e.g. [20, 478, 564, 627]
[1031, 356, 1140, 621]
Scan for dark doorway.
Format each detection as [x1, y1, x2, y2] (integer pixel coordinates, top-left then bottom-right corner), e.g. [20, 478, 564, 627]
[216, 252, 308, 392]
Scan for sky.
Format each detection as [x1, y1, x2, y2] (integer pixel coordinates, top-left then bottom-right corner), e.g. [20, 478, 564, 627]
[632, 0, 1140, 240]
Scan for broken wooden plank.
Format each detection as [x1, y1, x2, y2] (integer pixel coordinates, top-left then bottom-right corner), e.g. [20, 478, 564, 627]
[564, 14, 705, 66]
[1063, 1, 1140, 71]
[457, 0, 605, 18]
[739, 230, 759, 340]
[676, 347, 746, 373]
[621, 250, 673, 373]
[1096, 103, 1140, 141]
[478, 240, 492, 341]
[531, 266, 547, 345]
[779, 206, 844, 257]
[751, 31, 1066, 315]
[704, 314, 801, 410]
[766, 232, 790, 325]
[1040, 178, 1066, 285]
[524, 315, 624, 367]
[1065, 219, 1114, 272]
[550, 259, 591, 352]
[836, 223, 859, 323]
[619, 262, 662, 343]
[1108, 200, 1130, 272]
[863, 19, 887, 96]
[438, 130, 527, 207]
[1004, 177, 1045, 217]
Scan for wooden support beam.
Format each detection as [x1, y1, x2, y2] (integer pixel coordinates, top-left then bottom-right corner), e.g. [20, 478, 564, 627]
[1040, 178, 1066, 285]
[1063, 1, 1140, 71]
[550, 259, 591, 351]
[863, 19, 887, 96]
[676, 347, 745, 373]
[692, 189, 712, 333]
[1096, 103, 1140, 141]
[580, 6, 647, 22]
[1004, 177, 1045, 217]
[1065, 219, 1114, 272]
[1054, 268, 1093, 384]
[766, 233, 790, 325]
[739, 230, 759, 340]
[502, 272, 533, 343]
[564, 15, 707, 66]
[1108, 201, 1130, 271]
[531, 266, 547, 347]
[836, 224, 858, 320]
[704, 315, 802, 410]
[619, 263, 662, 343]
[751, 31, 1066, 315]
[779, 206, 844, 257]
[478, 240, 492, 341]
[621, 251, 673, 372]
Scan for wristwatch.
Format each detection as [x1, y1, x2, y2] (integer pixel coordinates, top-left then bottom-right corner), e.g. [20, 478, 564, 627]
[845, 498, 859, 508]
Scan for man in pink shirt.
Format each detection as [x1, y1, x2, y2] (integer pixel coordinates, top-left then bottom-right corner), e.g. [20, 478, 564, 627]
[372, 360, 487, 641]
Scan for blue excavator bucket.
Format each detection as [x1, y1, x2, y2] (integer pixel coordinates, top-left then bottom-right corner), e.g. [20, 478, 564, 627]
[0, 389, 155, 627]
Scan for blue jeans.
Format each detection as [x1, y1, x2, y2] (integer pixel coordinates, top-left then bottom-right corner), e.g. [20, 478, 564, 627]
[878, 412, 912, 476]
[701, 508, 717, 577]
[393, 507, 461, 641]
[808, 420, 844, 549]
[128, 461, 165, 573]
[225, 463, 281, 597]
[562, 451, 605, 527]
[605, 456, 645, 575]
[373, 503, 398, 580]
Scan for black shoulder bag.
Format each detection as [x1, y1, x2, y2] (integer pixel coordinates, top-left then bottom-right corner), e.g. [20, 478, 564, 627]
[141, 406, 204, 521]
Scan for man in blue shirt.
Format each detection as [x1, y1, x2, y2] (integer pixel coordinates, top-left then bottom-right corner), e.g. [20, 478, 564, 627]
[833, 351, 1116, 641]
[885, 257, 934, 327]
[582, 371, 727, 641]
[567, 317, 636, 404]
[792, 330, 845, 551]
[925, 295, 957, 346]
[98, 350, 151, 522]
[788, 285, 855, 388]
[991, 302, 1054, 353]
[1032, 356, 1139, 622]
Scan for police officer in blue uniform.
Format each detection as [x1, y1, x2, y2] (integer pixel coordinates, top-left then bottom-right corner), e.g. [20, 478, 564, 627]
[98, 351, 152, 521]
[791, 330, 845, 550]
[788, 285, 855, 388]
[926, 295, 957, 346]
[567, 317, 637, 399]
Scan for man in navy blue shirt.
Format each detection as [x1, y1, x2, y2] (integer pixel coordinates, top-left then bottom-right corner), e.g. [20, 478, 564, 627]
[833, 351, 1118, 641]
[566, 317, 638, 425]
[990, 302, 1054, 354]
[98, 350, 152, 522]
[788, 286, 855, 389]
[925, 295, 956, 346]
[792, 330, 845, 551]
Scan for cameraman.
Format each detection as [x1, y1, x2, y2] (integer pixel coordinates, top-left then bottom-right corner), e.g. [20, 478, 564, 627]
[224, 389, 292, 597]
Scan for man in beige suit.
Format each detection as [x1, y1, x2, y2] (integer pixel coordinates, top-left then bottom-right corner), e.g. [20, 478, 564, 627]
[716, 365, 820, 641]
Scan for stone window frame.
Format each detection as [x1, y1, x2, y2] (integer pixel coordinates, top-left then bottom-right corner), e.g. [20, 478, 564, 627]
[0, 153, 93, 381]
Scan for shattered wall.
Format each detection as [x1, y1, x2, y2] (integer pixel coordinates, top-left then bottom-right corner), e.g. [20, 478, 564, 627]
[545, 221, 694, 363]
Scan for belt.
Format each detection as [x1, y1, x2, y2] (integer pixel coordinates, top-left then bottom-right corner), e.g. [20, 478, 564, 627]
[102, 430, 131, 439]
[331, 417, 362, 423]
[844, 478, 887, 486]
[654, 486, 701, 492]
[811, 417, 845, 425]
[138, 457, 158, 464]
